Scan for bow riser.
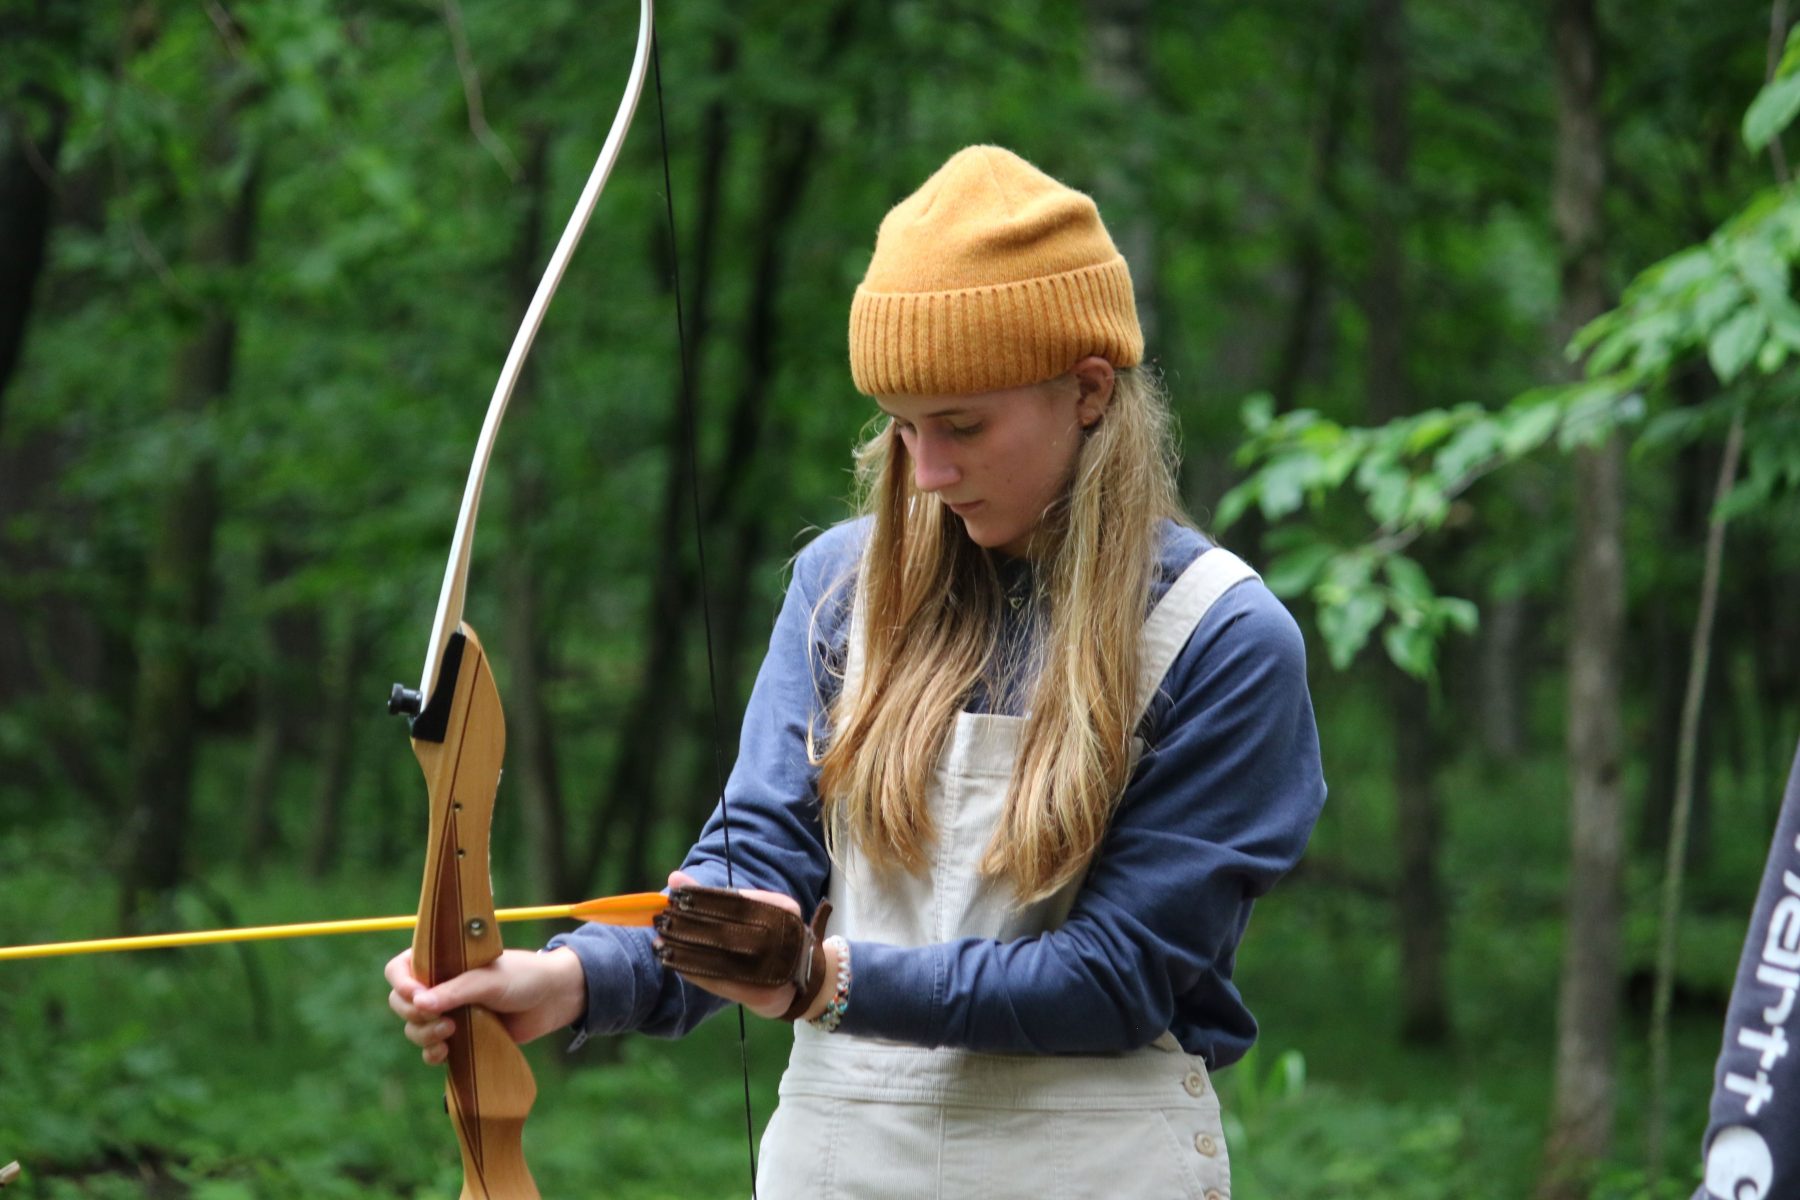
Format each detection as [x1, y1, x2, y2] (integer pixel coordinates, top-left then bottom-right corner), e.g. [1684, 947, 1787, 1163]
[409, 625, 539, 1200]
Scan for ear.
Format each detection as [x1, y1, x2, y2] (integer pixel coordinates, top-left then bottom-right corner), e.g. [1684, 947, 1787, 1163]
[1070, 356, 1116, 428]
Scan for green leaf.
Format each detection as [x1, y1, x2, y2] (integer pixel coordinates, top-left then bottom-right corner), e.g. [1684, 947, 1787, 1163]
[1403, 410, 1459, 455]
[1317, 586, 1384, 670]
[1436, 596, 1480, 634]
[1707, 306, 1767, 383]
[1555, 380, 1640, 450]
[1383, 554, 1435, 609]
[1263, 543, 1338, 596]
[1499, 401, 1563, 457]
[1241, 392, 1276, 435]
[1779, 22, 1800, 77]
[1637, 405, 1709, 453]
[1256, 453, 1318, 521]
[1692, 273, 1747, 331]
[1215, 482, 1255, 531]
[1744, 72, 1800, 152]
[1382, 621, 1435, 679]
[1759, 337, 1789, 374]
[1404, 484, 1452, 529]
[1433, 419, 1501, 483]
[1639, 245, 1720, 294]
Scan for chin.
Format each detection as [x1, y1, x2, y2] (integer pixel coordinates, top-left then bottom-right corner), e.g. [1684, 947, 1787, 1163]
[957, 517, 1023, 553]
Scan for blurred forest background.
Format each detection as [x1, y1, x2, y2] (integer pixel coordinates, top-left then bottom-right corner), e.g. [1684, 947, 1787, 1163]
[2, 0, 1798, 1197]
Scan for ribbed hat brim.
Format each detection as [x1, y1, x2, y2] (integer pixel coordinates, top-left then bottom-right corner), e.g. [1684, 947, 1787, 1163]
[849, 257, 1143, 397]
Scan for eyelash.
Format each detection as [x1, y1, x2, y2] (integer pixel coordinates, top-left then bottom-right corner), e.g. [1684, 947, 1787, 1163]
[894, 421, 982, 439]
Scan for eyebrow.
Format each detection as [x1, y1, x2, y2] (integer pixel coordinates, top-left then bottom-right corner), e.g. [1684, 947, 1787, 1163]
[877, 403, 977, 420]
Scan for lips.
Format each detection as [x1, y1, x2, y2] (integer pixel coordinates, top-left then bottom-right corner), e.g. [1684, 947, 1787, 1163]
[945, 500, 983, 516]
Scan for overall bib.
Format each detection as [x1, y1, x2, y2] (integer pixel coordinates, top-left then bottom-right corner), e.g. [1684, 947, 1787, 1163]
[757, 547, 1257, 1200]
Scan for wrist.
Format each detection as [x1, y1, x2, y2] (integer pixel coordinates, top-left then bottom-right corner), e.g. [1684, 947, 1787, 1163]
[805, 936, 851, 1032]
[541, 946, 589, 1030]
[800, 938, 839, 1022]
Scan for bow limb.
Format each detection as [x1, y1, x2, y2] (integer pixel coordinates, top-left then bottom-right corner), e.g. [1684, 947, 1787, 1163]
[409, 0, 657, 708]
[391, 5, 657, 1197]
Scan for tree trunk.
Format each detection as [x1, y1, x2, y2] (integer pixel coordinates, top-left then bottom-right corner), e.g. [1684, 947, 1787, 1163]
[118, 60, 260, 925]
[240, 551, 316, 871]
[1392, 671, 1449, 1042]
[1083, 0, 1158, 351]
[306, 609, 365, 878]
[0, 95, 65, 427]
[1641, 371, 1713, 858]
[0, 64, 70, 746]
[1230, 38, 1352, 558]
[1540, 0, 1619, 1192]
[1364, 0, 1450, 1046]
[1269, 12, 1354, 419]
[0, 0, 83, 423]
[1478, 592, 1528, 759]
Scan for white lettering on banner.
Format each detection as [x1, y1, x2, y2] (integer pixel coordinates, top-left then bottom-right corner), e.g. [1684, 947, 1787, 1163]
[1758, 964, 1798, 1025]
[1766, 896, 1800, 971]
[1717, 840, 1800, 1144]
[1705, 1125, 1773, 1200]
[1725, 1069, 1776, 1116]
[1739, 1025, 1791, 1072]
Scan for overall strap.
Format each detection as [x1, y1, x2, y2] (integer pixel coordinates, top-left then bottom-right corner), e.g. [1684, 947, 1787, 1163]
[843, 571, 869, 702]
[1133, 547, 1260, 723]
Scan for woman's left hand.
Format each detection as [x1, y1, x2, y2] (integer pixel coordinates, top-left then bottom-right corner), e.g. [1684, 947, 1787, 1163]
[659, 871, 835, 1021]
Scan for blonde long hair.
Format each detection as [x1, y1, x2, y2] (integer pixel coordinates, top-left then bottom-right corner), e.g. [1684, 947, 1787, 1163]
[811, 366, 1190, 903]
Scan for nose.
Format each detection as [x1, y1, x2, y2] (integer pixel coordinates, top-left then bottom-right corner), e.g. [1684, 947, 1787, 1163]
[910, 431, 960, 494]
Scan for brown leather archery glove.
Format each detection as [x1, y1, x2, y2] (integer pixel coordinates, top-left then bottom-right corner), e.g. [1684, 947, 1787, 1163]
[654, 886, 834, 1022]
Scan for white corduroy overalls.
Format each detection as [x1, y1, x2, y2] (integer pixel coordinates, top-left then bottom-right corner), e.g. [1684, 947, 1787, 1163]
[756, 547, 1256, 1200]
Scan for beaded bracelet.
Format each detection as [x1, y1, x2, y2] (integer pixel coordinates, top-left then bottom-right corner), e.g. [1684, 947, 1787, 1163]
[809, 936, 851, 1033]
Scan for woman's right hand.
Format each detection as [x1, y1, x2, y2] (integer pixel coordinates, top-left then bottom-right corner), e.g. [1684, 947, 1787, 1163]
[385, 946, 587, 1065]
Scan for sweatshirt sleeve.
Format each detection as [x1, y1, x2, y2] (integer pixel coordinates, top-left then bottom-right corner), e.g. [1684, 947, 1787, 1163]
[835, 579, 1326, 1066]
[544, 523, 857, 1041]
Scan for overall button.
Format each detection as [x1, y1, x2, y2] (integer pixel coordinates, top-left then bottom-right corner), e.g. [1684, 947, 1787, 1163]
[1204, 1191, 1226, 1200]
[1193, 1132, 1217, 1156]
[1183, 1070, 1206, 1097]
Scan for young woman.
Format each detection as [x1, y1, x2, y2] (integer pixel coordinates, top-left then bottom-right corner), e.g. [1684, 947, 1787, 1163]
[387, 145, 1326, 1198]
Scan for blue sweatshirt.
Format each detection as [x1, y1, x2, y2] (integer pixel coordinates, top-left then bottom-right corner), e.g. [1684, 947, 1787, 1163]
[548, 518, 1327, 1068]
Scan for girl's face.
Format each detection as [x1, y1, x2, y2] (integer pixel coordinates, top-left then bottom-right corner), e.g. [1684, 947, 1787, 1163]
[880, 359, 1113, 558]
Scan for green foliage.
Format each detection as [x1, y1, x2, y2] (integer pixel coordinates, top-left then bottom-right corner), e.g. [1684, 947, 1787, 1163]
[1216, 386, 1636, 674]
[1573, 189, 1800, 388]
[1743, 24, 1800, 153]
[1221, 58, 1800, 682]
[1226, 1083, 1528, 1200]
[1217, 1042, 1307, 1130]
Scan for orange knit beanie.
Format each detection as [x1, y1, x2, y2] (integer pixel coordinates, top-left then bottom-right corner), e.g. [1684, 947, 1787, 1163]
[848, 146, 1143, 397]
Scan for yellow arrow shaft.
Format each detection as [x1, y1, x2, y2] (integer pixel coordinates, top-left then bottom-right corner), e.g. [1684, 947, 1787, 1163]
[0, 893, 665, 963]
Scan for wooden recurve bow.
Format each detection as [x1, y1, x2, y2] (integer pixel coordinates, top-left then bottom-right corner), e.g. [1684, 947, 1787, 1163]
[385, 5, 655, 1195]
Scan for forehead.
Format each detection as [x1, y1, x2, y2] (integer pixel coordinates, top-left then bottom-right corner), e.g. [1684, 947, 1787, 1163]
[876, 380, 1055, 421]
[877, 395, 984, 421]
